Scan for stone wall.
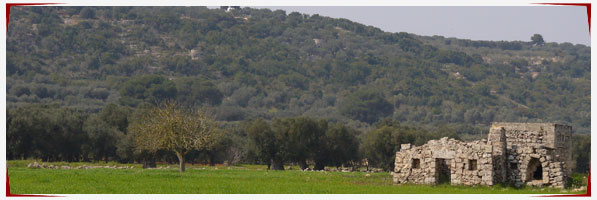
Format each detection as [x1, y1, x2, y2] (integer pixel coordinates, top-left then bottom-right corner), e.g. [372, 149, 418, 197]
[394, 122, 571, 188]
[487, 126, 507, 184]
[393, 137, 495, 186]
[489, 123, 570, 188]
[554, 124, 573, 173]
[516, 146, 568, 188]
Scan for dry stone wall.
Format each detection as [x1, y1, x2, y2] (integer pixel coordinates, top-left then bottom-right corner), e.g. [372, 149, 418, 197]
[394, 122, 571, 188]
[491, 123, 571, 188]
[393, 137, 494, 186]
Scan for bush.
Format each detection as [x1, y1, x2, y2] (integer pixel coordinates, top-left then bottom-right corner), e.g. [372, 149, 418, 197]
[10, 85, 31, 97]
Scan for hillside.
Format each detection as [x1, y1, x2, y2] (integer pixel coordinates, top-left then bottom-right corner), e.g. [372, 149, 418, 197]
[6, 6, 590, 135]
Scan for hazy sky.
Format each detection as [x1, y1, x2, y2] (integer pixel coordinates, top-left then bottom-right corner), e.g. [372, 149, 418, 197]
[255, 6, 590, 46]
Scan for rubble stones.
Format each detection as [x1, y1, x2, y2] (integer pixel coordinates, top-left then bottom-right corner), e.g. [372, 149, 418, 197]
[27, 161, 42, 168]
[26, 162, 136, 170]
[401, 144, 411, 150]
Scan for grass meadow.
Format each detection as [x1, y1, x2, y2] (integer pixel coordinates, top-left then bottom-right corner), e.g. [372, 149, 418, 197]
[7, 160, 587, 194]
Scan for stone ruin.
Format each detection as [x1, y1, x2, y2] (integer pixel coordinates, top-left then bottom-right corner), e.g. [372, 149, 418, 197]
[393, 122, 572, 188]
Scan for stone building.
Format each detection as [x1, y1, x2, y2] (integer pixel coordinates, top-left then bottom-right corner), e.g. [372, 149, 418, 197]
[393, 122, 572, 188]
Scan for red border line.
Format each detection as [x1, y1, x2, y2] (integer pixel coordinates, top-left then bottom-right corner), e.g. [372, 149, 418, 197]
[536, 3, 591, 33]
[6, 3, 62, 197]
[7, 169, 61, 197]
[532, 3, 591, 197]
[6, 3, 62, 33]
[536, 3, 591, 197]
[4, 3, 592, 197]
[536, 168, 590, 197]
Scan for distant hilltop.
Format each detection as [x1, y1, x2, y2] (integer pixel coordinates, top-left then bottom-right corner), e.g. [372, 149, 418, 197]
[6, 7, 589, 134]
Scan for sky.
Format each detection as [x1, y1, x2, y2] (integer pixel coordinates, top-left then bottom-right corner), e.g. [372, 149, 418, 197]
[254, 6, 590, 46]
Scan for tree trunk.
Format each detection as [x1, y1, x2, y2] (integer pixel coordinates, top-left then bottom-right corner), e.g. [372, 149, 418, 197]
[298, 159, 309, 170]
[267, 159, 271, 170]
[175, 151, 186, 172]
[208, 151, 216, 166]
[271, 158, 284, 170]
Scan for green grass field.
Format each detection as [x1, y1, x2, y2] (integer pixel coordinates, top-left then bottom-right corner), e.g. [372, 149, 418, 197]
[7, 160, 586, 194]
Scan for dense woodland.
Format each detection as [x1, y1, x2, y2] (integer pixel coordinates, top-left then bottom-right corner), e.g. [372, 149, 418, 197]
[6, 7, 590, 172]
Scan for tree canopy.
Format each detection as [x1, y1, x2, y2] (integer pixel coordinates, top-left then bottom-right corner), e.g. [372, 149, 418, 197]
[341, 90, 393, 124]
[129, 101, 221, 172]
[531, 34, 545, 46]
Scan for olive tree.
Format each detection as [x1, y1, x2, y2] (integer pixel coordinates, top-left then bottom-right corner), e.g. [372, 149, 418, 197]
[274, 117, 327, 170]
[246, 118, 285, 170]
[531, 34, 545, 46]
[130, 101, 220, 172]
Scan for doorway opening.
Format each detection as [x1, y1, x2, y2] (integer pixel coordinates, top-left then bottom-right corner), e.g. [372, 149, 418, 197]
[436, 158, 451, 184]
[527, 158, 543, 181]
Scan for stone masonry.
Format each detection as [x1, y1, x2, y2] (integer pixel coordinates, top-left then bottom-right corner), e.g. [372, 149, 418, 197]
[393, 122, 572, 188]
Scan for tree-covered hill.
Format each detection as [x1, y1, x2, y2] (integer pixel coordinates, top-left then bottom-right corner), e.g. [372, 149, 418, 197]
[7, 6, 590, 135]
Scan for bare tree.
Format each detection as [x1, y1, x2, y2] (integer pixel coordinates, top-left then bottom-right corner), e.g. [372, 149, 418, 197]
[130, 101, 220, 172]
